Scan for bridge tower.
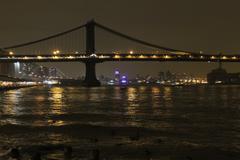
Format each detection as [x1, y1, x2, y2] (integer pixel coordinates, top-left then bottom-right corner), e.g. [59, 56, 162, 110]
[83, 20, 101, 86]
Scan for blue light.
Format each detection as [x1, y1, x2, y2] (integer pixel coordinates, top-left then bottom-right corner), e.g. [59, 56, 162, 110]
[120, 75, 128, 85]
[121, 80, 127, 83]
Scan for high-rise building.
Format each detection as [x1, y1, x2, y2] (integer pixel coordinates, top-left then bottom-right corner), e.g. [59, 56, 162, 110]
[114, 69, 120, 84]
[49, 67, 57, 77]
[0, 49, 15, 77]
[120, 75, 128, 85]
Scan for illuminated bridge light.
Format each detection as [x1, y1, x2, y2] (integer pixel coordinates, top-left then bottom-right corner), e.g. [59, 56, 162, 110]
[99, 55, 106, 58]
[67, 56, 74, 59]
[200, 56, 204, 59]
[90, 54, 98, 58]
[139, 55, 146, 58]
[127, 55, 132, 58]
[37, 56, 42, 59]
[114, 55, 121, 59]
[232, 56, 237, 59]
[210, 56, 216, 59]
[53, 56, 59, 59]
[152, 55, 158, 58]
[164, 55, 171, 59]
[221, 56, 227, 59]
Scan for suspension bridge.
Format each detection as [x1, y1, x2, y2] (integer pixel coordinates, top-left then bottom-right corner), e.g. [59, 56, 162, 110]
[1, 20, 240, 86]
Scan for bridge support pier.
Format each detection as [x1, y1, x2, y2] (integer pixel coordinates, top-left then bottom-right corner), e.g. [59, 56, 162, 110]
[83, 61, 100, 86]
[83, 20, 101, 87]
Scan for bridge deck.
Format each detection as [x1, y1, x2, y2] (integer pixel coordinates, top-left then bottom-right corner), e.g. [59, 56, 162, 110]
[0, 53, 239, 63]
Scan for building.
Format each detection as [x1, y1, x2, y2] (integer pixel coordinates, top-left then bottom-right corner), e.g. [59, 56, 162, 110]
[0, 49, 16, 77]
[35, 66, 49, 78]
[228, 73, 240, 84]
[49, 67, 57, 77]
[207, 62, 240, 84]
[114, 69, 120, 85]
[207, 68, 228, 84]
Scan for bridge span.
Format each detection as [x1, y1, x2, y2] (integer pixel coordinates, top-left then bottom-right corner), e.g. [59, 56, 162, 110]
[1, 20, 240, 86]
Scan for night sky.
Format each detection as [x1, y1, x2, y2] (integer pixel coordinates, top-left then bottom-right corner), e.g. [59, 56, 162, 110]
[0, 0, 240, 78]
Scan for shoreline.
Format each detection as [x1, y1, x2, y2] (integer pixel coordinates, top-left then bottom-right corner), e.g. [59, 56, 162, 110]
[0, 85, 41, 91]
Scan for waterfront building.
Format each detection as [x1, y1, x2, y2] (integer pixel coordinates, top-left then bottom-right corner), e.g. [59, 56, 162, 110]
[207, 68, 228, 84]
[0, 49, 15, 77]
[207, 62, 240, 84]
[114, 69, 120, 84]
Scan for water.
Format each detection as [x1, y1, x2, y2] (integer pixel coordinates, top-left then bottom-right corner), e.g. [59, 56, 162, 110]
[0, 85, 240, 159]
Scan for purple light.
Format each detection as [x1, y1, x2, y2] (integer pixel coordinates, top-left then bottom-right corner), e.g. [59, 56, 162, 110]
[121, 80, 127, 83]
[120, 75, 128, 85]
[115, 70, 120, 75]
[122, 75, 126, 79]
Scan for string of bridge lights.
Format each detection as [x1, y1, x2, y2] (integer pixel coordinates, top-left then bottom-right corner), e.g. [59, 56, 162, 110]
[1, 50, 240, 61]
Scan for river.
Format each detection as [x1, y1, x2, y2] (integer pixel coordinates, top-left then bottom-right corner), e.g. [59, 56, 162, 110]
[0, 85, 239, 159]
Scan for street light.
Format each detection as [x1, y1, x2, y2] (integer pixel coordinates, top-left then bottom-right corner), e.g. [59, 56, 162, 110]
[53, 50, 60, 55]
[9, 51, 14, 56]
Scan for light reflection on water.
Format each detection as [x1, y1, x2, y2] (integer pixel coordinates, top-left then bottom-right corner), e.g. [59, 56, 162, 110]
[2, 90, 22, 115]
[0, 85, 240, 158]
[49, 87, 65, 115]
